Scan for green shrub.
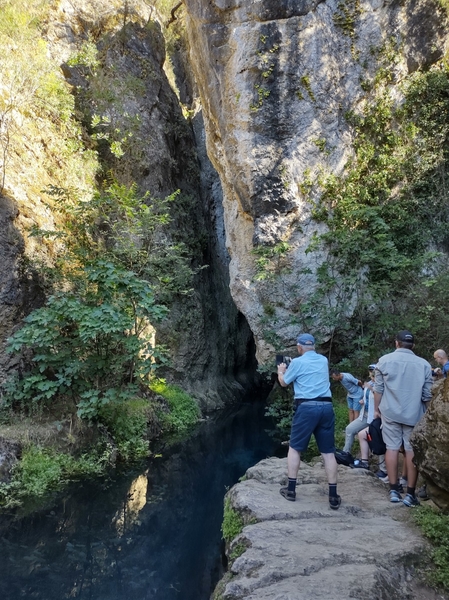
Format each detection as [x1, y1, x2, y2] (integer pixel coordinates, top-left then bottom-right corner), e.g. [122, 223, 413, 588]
[150, 379, 200, 433]
[222, 497, 244, 543]
[264, 386, 293, 443]
[0, 445, 108, 508]
[100, 397, 151, 461]
[414, 505, 449, 589]
[4, 260, 168, 421]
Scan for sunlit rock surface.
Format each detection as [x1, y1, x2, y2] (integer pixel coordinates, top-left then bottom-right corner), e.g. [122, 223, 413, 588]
[0, 0, 258, 406]
[183, 0, 447, 361]
[215, 457, 447, 600]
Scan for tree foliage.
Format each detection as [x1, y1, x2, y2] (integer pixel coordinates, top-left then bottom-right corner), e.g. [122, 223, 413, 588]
[296, 60, 449, 365]
[3, 182, 198, 425]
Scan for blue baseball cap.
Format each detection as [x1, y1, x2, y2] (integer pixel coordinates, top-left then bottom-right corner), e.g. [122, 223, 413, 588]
[297, 333, 315, 346]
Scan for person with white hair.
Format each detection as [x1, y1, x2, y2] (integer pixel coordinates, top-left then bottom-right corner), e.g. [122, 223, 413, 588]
[277, 333, 341, 510]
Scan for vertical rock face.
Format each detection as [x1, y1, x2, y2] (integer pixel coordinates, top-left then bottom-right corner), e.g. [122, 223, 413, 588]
[0, 0, 258, 407]
[412, 379, 449, 513]
[183, 0, 447, 362]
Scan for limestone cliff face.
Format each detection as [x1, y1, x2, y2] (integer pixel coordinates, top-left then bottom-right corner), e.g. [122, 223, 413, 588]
[183, 0, 448, 362]
[412, 379, 449, 513]
[0, 0, 257, 407]
[215, 457, 442, 600]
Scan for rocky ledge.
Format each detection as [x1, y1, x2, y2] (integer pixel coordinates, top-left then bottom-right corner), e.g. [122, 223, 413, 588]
[214, 457, 448, 600]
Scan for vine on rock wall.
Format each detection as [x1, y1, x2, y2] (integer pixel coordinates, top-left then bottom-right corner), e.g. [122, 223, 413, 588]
[305, 60, 449, 363]
[254, 47, 449, 369]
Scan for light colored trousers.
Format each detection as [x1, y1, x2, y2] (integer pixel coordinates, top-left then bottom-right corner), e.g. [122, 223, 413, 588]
[343, 418, 386, 471]
[343, 416, 368, 453]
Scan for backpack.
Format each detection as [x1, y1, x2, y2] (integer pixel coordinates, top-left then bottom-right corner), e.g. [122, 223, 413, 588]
[335, 449, 354, 466]
[367, 417, 387, 455]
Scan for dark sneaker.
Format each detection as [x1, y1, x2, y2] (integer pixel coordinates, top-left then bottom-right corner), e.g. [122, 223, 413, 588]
[351, 460, 369, 470]
[329, 495, 341, 510]
[389, 490, 402, 503]
[280, 487, 296, 501]
[403, 493, 420, 508]
[418, 485, 430, 500]
[376, 470, 389, 482]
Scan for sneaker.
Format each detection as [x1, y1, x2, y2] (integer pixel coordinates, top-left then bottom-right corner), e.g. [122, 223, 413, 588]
[376, 470, 389, 482]
[389, 490, 403, 503]
[399, 477, 408, 487]
[351, 460, 369, 470]
[417, 485, 430, 501]
[403, 493, 420, 508]
[280, 487, 296, 501]
[329, 494, 341, 510]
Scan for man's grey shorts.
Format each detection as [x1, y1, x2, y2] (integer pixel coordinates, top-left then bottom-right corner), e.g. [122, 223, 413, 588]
[381, 414, 415, 451]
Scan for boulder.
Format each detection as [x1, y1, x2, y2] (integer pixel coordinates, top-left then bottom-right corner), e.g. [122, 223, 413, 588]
[412, 379, 449, 513]
[214, 457, 447, 600]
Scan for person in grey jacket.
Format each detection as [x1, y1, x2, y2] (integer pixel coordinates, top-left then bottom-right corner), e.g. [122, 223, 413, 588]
[373, 330, 433, 507]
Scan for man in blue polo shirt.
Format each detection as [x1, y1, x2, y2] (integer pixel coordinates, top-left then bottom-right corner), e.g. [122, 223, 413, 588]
[330, 369, 364, 423]
[277, 333, 341, 509]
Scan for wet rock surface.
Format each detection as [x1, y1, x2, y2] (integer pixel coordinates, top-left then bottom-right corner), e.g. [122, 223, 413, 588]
[215, 457, 448, 600]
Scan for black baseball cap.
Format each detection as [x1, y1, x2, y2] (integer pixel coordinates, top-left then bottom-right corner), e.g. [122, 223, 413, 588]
[396, 330, 415, 344]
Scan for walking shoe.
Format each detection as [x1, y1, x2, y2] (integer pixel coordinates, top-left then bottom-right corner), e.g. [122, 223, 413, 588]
[351, 460, 369, 470]
[329, 495, 341, 510]
[280, 487, 296, 501]
[418, 485, 430, 501]
[376, 470, 389, 482]
[403, 493, 420, 508]
[389, 490, 402, 503]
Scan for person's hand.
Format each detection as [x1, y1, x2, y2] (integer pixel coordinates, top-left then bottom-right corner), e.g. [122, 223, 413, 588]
[374, 409, 381, 419]
[359, 398, 364, 405]
[277, 362, 287, 376]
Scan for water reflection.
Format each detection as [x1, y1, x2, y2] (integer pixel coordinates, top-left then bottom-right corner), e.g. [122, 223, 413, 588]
[0, 398, 279, 600]
[113, 473, 148, 537]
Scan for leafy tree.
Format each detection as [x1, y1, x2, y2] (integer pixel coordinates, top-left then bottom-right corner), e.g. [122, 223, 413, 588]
[5, 259, 168, 420]
[3, 182, 197, 423]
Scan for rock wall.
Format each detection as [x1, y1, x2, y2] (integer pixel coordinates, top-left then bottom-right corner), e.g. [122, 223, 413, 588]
[412, 378, 449, 513]
[183, 0, 448, 362]
[215, 457, 447, 600]
[0, 0, 259, 408]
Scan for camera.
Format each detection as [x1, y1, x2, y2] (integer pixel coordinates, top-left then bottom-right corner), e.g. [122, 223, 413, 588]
[276, 354, 292, 367]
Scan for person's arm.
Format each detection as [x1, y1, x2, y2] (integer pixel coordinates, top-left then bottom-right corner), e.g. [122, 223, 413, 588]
[373, 391, 382, 418]
[422, 364, 434, 402]
[277, 363, 288, 388]
[373, 366, 384, 418]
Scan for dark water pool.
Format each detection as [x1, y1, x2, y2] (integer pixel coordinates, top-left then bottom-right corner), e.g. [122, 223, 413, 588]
[0, 398, 281, 600]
